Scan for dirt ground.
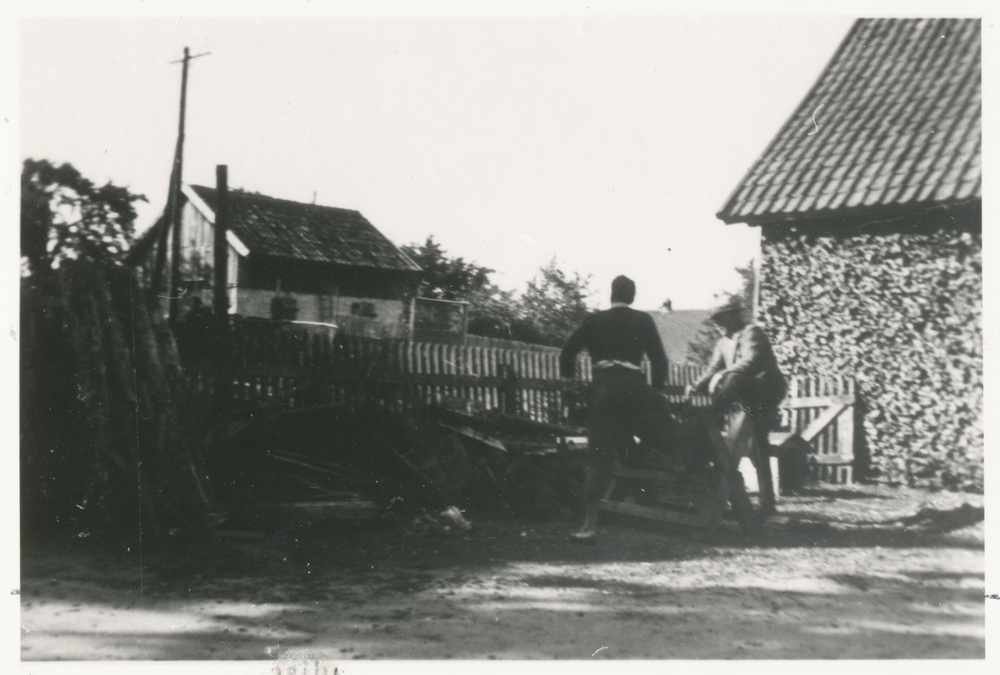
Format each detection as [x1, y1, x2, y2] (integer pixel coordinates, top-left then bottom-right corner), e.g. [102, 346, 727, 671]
[19, 483, 985, 662]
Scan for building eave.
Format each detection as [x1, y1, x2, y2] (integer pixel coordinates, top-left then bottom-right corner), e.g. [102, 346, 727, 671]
[180, 182, 250, 257]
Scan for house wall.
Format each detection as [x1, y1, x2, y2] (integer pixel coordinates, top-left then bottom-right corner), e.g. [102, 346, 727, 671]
[171, 201, 240, 315]
[234, 289, 406, 325]
[241, 257, 410, 300]
[758, 205, 982, 489]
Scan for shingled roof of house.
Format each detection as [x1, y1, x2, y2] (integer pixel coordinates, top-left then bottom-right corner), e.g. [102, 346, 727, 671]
[188, 185, 421, 272]
[645, 308, 712, 365]
[717, 18, 981, 225]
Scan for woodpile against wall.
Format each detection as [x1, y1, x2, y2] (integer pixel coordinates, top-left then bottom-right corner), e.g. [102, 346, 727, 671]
[759, 219, 982, 489]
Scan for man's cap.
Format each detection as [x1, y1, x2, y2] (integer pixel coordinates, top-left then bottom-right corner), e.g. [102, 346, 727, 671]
[710, 295, 747, 321]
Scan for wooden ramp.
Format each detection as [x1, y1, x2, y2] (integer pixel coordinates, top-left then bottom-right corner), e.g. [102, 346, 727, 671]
[595, 415, 760, 537]
[597, 465, 729, 537]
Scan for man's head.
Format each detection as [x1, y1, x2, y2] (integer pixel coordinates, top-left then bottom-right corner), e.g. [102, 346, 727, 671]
[710, 296, 748, 336]
[610, 275, 636, 305]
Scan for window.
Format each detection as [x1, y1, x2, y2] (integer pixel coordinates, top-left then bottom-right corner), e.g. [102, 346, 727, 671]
[350, 302, 377, 318]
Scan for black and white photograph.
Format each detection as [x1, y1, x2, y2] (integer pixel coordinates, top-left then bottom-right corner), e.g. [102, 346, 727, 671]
[4, 0, 990, 670]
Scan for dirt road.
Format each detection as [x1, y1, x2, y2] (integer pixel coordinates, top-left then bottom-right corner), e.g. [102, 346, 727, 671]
[20, 484, 985, 661]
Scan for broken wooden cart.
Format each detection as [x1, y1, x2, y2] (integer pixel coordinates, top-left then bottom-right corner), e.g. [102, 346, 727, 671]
[595, 397, 761, 537]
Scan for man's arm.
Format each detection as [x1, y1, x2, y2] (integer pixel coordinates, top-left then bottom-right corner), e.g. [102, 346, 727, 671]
[691, 340, 726, 393]
[641, 313, 669, 389]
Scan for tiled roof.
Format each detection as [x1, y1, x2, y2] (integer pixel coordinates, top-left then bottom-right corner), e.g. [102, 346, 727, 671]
[718, 18, 981, 224]
[188, 185, 421, 272]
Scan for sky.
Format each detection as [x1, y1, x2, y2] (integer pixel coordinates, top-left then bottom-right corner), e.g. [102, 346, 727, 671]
[10, 5, 870, 311]
[2, 2, 997, 669]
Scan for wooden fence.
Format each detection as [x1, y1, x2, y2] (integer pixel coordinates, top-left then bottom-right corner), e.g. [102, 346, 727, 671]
[183, 320, 856, 481]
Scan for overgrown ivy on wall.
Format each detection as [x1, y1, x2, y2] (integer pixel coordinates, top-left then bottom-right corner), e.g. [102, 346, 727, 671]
[760, 222, 982, 490]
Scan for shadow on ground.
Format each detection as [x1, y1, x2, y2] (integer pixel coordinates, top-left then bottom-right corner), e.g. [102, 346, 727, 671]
[20, 484, 985, 660]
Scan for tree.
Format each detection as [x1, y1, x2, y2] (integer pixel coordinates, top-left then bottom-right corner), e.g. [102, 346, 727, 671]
[20, 158, 146, 276]
[401, 238, 595, 346]
[465, 282, 529, 340]
[518, 259, 594, 347]
[401, 235, 494, 301]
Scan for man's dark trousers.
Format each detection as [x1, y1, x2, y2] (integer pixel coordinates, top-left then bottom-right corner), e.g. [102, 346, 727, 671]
[584, 367, 675, 504]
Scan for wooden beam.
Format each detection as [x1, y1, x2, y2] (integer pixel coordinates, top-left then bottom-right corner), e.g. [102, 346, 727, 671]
[800, 402, 848, 443]
[811, 454, 855, 465]
[611, 466, 717, 490]
[596, 500, 712, 528]
[213, 165, 231, 426]
[780, 395, 855, 409]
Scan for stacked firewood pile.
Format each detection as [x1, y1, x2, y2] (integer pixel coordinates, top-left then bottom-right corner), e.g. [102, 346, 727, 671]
[20, 261, 213, 542]
[760, 226, 982, 489]
[209, 403, 589, 533]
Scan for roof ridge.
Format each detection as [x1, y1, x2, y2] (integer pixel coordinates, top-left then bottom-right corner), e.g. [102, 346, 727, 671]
[717, 18, 981, 224]
[188, 183, 363, 217]
[184, 183, 422, 271]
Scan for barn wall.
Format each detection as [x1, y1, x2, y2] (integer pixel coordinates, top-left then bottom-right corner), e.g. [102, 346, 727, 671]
[759, 209, 982, 489]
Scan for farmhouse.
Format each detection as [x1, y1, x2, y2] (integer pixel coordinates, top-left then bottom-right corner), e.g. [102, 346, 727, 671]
[137, 184, 422, 326]
[717, 19, 981, 488]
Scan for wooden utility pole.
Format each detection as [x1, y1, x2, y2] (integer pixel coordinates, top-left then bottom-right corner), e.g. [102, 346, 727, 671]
[213, 165, 231, 424]
[150, 46, 209, 321]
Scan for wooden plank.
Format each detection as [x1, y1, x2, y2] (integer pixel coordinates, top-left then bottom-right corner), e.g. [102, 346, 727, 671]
[611, 466, 715, 487]
[811, 454, 855, 465]
[597, 500, 712, 527]
[837, 402, 855, 461]
[800, 402, 848, 443]
[781, 395, 855, 408]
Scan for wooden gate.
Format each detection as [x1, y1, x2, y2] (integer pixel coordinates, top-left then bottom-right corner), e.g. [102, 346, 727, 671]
[771, 375, 856, 484]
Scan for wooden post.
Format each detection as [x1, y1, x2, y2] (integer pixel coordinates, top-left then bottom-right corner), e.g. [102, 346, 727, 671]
[502, 362, 519, 415]
[408, 296, 417, 341]
[751, 249, 762, 323]
[167, 47, 191, 324]
[213, 165, 231, 425]
[150, 204, 171, 305]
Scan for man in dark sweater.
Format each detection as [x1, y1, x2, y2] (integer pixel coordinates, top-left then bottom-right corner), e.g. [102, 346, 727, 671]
[560, 275, 676, 541]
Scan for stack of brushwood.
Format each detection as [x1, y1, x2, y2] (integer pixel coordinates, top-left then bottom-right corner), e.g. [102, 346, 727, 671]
[209, 402, 589, 533]
[20, 260, 213, 543]
[761, 226, 982, 489]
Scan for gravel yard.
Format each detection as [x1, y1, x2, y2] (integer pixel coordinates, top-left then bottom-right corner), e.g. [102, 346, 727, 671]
[19, 484, 985, 662]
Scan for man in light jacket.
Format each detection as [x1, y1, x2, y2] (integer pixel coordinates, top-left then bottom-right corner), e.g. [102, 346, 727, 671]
[687, 296, 787, 514]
